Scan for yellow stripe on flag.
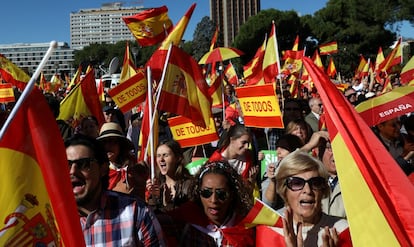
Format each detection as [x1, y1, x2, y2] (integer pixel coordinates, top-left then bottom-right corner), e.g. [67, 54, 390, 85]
[331, 135, 399, 246]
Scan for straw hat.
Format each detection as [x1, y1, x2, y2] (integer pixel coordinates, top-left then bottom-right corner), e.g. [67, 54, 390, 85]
[97, 122, 134, 150]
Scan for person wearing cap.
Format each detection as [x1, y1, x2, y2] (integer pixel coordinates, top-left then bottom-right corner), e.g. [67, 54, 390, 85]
[65, 134, 165, 246]
[97, 122, 147, 198]
[262, 134, 304, 209]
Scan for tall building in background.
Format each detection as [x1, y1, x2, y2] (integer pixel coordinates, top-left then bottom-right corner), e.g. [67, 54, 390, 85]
[70, 2, 144, 50]
[0, 42, 74, 80]
[210, 0, 260, 47]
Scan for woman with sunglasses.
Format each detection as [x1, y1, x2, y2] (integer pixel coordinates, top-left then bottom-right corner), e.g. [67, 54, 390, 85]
[177, 161, 255, 246]
[265, 150, 352, 246]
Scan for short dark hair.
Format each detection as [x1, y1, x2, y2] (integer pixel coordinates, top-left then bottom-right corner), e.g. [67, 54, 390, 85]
[64, 134, 109, 189]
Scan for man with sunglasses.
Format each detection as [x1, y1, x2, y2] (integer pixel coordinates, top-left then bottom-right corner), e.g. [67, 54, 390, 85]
[65, 135, 165, 246]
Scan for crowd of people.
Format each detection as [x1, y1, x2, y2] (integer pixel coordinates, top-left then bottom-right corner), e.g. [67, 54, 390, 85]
[1, 69, 413, 246]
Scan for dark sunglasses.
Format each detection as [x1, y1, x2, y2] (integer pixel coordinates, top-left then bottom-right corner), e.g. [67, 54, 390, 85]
[200, 188, 229, 201]
[68, 157, 97, 172]
[285, 176, 326, 191]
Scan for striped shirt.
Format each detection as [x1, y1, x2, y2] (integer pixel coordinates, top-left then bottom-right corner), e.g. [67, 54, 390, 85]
[80, 190, 165, 247]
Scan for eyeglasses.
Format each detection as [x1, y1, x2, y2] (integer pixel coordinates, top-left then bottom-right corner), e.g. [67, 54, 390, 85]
[318, 104, 323, 107]
[68, 157, 97, 172]
[200, 188, 229, 201]
[285, 176, 326, 191]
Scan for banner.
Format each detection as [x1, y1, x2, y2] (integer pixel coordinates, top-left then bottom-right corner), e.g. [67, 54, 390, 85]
[235, 83, 283, 128]
[168, 115, 218, 148]
[108, 71, 147, 113]
[355, 86, 414, 126]
[0, 83, 15, 103]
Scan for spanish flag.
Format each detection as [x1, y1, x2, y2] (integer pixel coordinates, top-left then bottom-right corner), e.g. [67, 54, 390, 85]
[157, 45, 212, 128]
[0, 54, 30, 91]
[58, 67, 105, 128]
[0, 88, 85, 246]
[122, 6, 173, 47]
[243, 36, 266, 85]
[303, 56, 414, 246]
[400, 55, 414, 85]
[263, 21, 280, 83]
[319, 41, 338, 55]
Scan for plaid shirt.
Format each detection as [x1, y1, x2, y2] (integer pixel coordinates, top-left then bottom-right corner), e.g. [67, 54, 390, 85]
[80, 190, 165, 247]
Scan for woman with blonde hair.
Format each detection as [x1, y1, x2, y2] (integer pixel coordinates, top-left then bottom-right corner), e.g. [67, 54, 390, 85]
[261, 150, 352, 246]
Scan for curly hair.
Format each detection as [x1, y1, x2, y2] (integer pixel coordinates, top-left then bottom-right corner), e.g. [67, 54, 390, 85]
[191, 161, 253, 217]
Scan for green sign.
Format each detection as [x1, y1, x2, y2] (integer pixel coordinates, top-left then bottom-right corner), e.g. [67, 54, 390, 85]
[186, 158, 208, 175]
[260, 150, 278, 179]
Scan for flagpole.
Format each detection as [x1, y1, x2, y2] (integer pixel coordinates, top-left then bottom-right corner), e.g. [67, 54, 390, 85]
[0, 41, 57, 141]
[146, 66, 156, 180]
[143, 43, 174, 167]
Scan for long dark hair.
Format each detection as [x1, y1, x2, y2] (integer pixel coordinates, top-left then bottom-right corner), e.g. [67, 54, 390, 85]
[157, 139, 192, 183]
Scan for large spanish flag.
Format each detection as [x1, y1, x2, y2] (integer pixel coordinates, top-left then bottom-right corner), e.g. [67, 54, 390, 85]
[58, 67, 105, 128]
[122, 6, 173, 47]
[243, 36, 266, 85]
[303, 56, 414, 246]
[157, 45, 212, 128]
[0, 54, 30, 91]
[355, 86, 414, 126]
[0, 88, 85, 246]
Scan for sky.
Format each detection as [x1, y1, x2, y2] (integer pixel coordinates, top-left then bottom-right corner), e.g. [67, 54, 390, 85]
[0, 0, 413, 45]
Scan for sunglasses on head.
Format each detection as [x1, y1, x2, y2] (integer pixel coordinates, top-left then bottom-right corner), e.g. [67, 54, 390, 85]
[68, 157, 97, 172]
[285, 176, 326, 191]
[200, 188, 229, 201]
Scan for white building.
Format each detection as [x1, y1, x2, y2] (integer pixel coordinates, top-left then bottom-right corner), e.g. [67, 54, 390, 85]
[0, 42, 74, 80]
[70, 2, 144, 50]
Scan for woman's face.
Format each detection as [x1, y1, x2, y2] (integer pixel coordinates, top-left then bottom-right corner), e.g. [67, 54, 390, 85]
[103, 137, 120, 163]
[230, 134, 250, 156]
[156, 144, 179, 177]
[285, 170, 324, 225]
[290, 124, 307, 142]
[200, 173, 232, 226]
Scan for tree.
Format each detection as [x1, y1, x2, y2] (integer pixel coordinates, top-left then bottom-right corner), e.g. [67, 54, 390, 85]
[192, 16, 217, 61]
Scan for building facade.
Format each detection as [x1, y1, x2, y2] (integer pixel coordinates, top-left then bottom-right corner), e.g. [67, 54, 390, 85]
[210, 0, 260, 47]
[0, 42, 74, 80]
[70, 2, 143, 50]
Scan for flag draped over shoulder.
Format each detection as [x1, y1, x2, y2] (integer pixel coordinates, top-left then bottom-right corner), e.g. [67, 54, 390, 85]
[122, 6, 173, 47]
[58, 68, 105, 127]
[0, 54, 30, 91]
[0, 88, 85, 246]
[303, 56, 414, 246]
[319, 41, 338, 55]
[157, 45, 212, 128]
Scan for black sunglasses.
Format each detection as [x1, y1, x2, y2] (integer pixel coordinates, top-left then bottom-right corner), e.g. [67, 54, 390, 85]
[200, 188, 229, 201]
[285, 176, 326, 191]
[68, 157, 97, 172]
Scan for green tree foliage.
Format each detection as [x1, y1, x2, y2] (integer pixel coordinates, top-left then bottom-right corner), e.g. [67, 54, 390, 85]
[234, 9, 312, 65]
[192, 16, 217, 61]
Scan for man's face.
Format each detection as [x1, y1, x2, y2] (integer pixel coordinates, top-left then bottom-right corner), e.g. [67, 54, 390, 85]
[67, 144, 105, 209]
[378, 119, 401, 140]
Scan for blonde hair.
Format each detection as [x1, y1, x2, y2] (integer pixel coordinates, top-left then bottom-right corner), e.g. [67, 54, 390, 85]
[275, 150, 330, 202]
